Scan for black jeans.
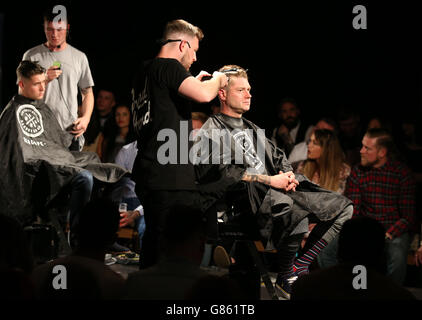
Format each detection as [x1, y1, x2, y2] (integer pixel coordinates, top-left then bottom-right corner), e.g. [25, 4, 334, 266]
[136, 189, 205, 269]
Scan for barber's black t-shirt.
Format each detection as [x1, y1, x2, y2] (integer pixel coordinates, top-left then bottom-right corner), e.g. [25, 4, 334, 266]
[131, 58, 196, 190]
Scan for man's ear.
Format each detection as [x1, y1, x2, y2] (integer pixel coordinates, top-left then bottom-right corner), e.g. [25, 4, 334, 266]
[378, 146, 387, 159]
[178, 40, 186, 52]
[218, 88, 226, 101]
[18, 80, 24, 91]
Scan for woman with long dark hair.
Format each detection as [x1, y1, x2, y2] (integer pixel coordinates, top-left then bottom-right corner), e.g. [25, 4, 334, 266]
[297, 129, 350, 194]
[293, 129, 352, 276]
[97, 104, 136, 163]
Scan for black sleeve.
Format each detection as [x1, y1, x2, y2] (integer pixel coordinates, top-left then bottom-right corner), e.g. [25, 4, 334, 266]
[157, 59, 192, 92]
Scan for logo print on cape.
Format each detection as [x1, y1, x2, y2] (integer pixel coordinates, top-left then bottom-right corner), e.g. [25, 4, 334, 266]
[233, 130, 264, 171]
[16, 104, 44, 138]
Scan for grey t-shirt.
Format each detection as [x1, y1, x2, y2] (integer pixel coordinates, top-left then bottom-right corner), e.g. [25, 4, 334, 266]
[22, 44, 94, 135]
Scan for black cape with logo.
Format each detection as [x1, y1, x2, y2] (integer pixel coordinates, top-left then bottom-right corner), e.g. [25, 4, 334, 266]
[0, 95, 128, 225]
[194, 113, 352, 247]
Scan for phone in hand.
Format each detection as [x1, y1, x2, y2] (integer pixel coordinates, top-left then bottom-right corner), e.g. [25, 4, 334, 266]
[52, 61, 61, 70]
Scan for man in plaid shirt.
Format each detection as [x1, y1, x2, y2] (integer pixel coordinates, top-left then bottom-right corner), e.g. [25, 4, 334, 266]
[345, 128, 416, 284]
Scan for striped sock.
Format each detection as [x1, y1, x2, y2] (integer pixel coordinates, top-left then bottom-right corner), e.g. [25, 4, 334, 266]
[293, 239, 328, 276]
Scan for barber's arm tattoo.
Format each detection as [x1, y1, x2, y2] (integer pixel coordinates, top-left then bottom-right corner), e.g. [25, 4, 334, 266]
[81, 87, 92, 96]
[242, 173, 272, 186]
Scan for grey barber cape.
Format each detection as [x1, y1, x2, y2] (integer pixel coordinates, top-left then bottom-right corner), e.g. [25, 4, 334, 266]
[194, 113, 352, 247]
[0, 95, 127, 225]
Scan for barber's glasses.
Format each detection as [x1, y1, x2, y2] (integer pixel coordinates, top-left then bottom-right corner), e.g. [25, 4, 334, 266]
[159, 39, 191, 48]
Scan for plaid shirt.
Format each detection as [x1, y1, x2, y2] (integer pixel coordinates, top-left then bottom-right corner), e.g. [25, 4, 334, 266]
[345, 160, 416, 238]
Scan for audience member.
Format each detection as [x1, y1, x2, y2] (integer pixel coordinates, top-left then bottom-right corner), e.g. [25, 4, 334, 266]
[270, 98, 313, 157]
[31, 198, 125, 299]
[22, 5, 94, 151]
[366, 115, 393, 132]
[294, 129, 351, 266]
[97, 104, 136, 163]
[296, 129, 350, 194]
[291, 217, 416, 300]
[344, 128, 416, 284]
[288, 117, 337, 166]
[83, 88, 117, 151]
[336, 107, 363, 167]
[123, 206, 209, 300]
[112, 141, 146, 250]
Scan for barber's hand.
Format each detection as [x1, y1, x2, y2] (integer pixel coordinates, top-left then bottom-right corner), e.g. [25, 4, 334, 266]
[196, 71, 212, 81]
[212, 71, 229, 88]
[71, 116, 90, 138]
[46, 66, 62, 82]
[119, 211, 139, 228]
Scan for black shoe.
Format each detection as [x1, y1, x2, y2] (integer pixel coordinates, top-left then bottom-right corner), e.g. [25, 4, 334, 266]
[108, 242, 130, 254]
[275, 274, 298, 300]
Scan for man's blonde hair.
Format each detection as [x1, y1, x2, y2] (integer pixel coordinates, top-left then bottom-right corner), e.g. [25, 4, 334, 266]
[163, 19, 204, 41]
[218, 65, 248, 89]
[218, 65, 248, 79]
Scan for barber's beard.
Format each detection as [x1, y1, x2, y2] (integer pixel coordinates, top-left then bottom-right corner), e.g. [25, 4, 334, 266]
[180, 53, 191, 71]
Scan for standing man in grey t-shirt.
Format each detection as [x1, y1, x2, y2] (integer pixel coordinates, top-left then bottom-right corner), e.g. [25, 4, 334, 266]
[22, 6, 94, 150]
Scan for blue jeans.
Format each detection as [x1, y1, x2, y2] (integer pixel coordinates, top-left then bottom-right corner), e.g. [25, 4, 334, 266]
[122, 197, 146, 250]
[69, 170, 94, 231]
[317, 234, 339, 268]
[386, 233, 410, 285]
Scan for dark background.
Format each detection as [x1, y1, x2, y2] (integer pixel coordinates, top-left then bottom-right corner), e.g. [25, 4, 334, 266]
[1, 1, 421, 130]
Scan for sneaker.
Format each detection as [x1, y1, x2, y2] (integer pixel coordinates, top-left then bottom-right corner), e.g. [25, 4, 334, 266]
[275, 275, 298, 300]
[115, 252, 140, 265]
[108, 242, 130, 254]
[293, 264, 309, 277]
[213, 245, 231, 268]
[104, 254, 117, 266]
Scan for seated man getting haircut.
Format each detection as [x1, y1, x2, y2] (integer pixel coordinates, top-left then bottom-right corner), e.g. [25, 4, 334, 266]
[0, 61, 126, 238]
[193, 65, 353, 299]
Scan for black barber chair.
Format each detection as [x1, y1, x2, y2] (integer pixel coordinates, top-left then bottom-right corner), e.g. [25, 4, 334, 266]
[26, 177, 112, 264]
[204, 185, 279, 300]
[25, 187, 72, 264]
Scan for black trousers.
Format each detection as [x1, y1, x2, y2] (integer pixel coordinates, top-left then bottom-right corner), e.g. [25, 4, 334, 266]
[136, 188, 205, 269]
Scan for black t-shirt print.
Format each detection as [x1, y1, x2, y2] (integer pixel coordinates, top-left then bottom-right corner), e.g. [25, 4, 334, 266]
[131, 58, 197, 190]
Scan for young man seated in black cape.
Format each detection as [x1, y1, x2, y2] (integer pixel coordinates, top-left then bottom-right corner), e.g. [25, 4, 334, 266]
[0, 61, 127, 237]
[193, 65, 353, 299]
